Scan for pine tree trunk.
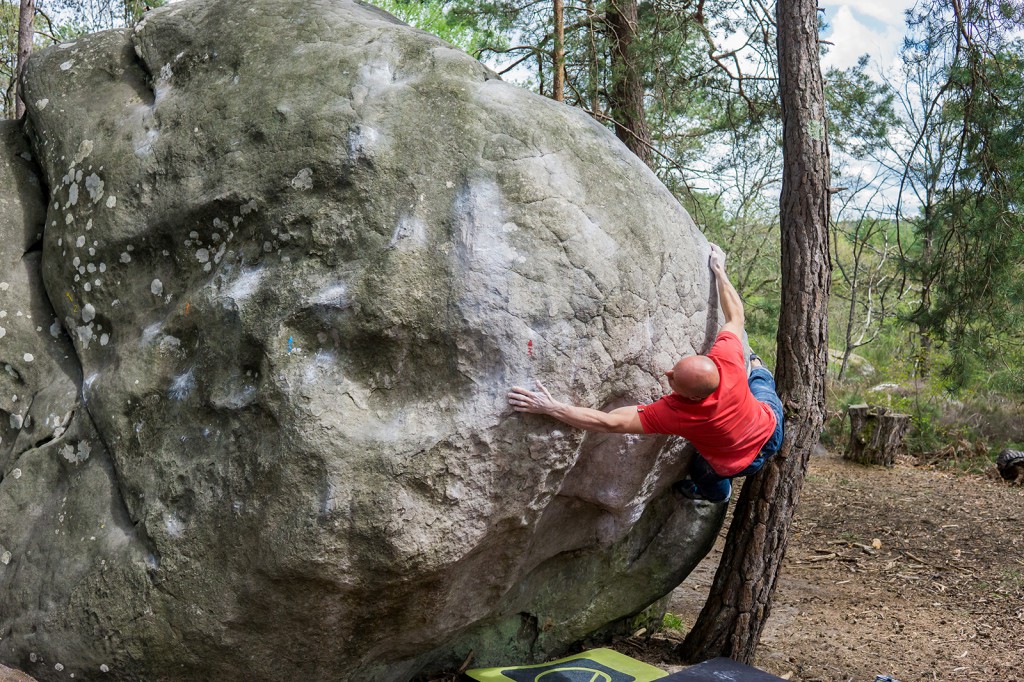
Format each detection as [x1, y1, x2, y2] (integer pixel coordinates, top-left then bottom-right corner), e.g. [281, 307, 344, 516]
[680, 0, 830, 664]
[553, 0, 565, 102]
[16, 0, 35, 119]
[607, 0, 652, 166]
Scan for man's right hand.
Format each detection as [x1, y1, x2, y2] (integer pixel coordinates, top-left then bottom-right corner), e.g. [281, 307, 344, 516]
[507, 381, 646, 434]
[709, 242, 727, 274]
[508, 381, 562, 415]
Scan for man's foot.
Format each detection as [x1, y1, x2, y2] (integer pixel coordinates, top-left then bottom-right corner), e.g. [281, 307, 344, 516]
[749, 352, 764, 369]
[672, 478, 709, 501]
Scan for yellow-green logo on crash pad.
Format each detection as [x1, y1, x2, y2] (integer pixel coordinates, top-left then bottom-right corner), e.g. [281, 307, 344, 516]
[466, 648, 668, 682]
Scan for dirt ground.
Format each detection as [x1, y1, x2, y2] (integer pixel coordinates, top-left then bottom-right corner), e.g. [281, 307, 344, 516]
[614, 448, 1024, 681]
[3, 449, 1022, 682]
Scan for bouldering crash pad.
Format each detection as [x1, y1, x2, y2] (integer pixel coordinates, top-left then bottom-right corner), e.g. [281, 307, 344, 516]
[661, 657, 787, 681]
[467, 648, 668, 681]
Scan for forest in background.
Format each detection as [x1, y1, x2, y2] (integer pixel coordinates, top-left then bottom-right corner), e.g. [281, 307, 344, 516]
[0, 0, 162, 116]
[374, 0, 1024, 463]
[1, 0, 1021, 461]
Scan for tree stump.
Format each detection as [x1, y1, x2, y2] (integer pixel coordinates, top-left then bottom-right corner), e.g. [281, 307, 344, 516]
[844, 404, 910, 466]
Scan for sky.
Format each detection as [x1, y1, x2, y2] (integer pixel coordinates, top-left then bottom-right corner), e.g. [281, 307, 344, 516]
[161, 0, 914, 75]
[817, 1, 924, 214]
[820, 0, 919, 72]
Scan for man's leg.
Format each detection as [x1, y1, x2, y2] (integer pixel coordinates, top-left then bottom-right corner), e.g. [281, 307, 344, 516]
[675, 452, 731, 502]
[745, 359, 785, 465]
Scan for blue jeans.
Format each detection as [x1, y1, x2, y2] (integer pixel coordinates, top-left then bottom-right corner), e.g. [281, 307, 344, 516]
[687, 367, 784, 502]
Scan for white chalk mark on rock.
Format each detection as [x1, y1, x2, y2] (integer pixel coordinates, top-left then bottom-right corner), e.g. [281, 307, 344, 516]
[168, 368, 196, 400]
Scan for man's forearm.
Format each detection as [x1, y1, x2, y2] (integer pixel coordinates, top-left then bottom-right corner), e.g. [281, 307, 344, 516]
[546, 403, 621, 432]
[508, 382, 644, 434]
[714, 267, 745, 324]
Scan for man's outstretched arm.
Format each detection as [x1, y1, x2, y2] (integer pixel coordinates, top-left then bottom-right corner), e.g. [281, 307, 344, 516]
[508, 381, 645, 434]
[710, 242, 745, 338]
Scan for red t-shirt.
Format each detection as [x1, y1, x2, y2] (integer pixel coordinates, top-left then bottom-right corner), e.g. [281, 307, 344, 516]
[637, 330, 777, 476]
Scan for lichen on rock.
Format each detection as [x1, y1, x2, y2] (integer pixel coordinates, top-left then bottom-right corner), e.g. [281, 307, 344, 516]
[0, 1, 724, 680]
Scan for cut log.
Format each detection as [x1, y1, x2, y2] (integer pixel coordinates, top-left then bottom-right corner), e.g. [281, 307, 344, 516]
[844, 404, 910, 467]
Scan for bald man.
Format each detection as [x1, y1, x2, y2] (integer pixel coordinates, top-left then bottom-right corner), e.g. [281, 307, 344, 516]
[507, 243, 784, 502]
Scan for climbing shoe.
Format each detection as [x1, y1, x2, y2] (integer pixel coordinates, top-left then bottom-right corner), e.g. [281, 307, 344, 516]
[672, 478, 707, 501]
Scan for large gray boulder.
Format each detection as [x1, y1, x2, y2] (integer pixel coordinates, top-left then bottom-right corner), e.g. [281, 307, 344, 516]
[0, 1, 725, 680]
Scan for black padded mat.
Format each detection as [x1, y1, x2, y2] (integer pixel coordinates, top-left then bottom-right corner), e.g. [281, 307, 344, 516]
[661, 657, 787, 681]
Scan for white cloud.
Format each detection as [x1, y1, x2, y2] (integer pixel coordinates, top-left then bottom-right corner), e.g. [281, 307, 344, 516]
[836, 0, 916, 28]
[822, 5, 905, 71]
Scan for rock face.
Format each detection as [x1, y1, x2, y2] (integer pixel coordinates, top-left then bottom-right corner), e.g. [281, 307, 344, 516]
[0, 1, 725, 680]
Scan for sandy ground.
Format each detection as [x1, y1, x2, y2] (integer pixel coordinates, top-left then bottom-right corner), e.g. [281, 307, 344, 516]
[615, 449, 1024, 681]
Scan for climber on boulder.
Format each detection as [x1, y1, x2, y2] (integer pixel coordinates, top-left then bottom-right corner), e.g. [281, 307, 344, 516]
[508, 243, 784, 502]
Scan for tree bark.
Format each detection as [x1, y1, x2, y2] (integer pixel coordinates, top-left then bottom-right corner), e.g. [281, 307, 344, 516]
[16, 0, 35, 119]
[606, 0, 652, 166]
[553, 0, 565, 102]
[844, 405, 909, 467]
[585, 0, 600, 116]
[680, 0, 830, 664]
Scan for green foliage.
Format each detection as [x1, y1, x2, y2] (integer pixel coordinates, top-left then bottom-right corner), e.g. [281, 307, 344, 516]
[896, 1, 1024, 387]
[0, 2, 18, 117]
[442, 1, 779, 200]
[370, 0, 489, 53]
[826, 56, 897, 158]
[0, 0, 1014, 458]
[0, 0, 168, 118]
[682, 191, 781, 331]
[823, 342, 1024, 467]
[819, 3, 1024, 462]
[41, 0, 167, 34]
[662, 612, 684, 631]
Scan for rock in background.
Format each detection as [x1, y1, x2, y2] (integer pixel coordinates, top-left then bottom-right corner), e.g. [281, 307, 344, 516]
[0, 1, 725, 680]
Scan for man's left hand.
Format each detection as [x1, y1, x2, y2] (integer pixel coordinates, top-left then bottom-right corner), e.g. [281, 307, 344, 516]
[709, 242, 727, 274]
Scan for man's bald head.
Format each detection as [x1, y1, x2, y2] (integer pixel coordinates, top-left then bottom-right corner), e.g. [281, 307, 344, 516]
[665, 355, 720, 400]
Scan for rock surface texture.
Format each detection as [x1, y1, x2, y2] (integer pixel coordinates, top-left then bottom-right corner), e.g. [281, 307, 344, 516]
[0, 1, 724, 680]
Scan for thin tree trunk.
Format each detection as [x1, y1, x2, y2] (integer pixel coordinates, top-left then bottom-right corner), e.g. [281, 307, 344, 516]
[585, 0, 600, 116]
[837, 347, 852, 383]
[915, 197, 935, 379]
[680, 0, 830, 664]
[839, 237, 861, 383]
[553, 0, 565, 102]
[606, 0, 652, 166]
[537, 52, 546, 97]
[16, 0, 35, 119]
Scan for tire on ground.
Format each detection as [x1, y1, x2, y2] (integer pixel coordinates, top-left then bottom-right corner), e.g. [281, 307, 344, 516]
[996, 448, 1024, 483]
